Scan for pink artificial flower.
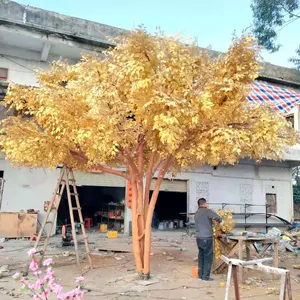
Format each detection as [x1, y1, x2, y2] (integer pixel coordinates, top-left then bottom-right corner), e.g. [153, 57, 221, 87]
[75, 287, 84, 298]
[21, 279, 30, 286]
[42, 289, 50, 298]
[65, 290, 75, 299]
[44, 267, 55, 282]
[29, 259, 39, 272]
[52, 284, 63, 295]
[34, 270, 42, 276]
[57, 293, 67, 300]
[34, 279, 45, 290]
[27, 248, 37, 256]
[75, 276, 84, 283]
[46, 267, 54, 277]
[12, 272, 21, 280]
[42, 258, 53, 266]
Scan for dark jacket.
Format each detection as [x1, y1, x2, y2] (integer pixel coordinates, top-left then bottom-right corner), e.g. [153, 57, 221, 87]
[194, 207, 222, 238]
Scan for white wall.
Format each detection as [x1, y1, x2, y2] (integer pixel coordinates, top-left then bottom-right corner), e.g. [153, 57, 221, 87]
[0, 159, 59, 233]
[183, 162, 293, 224]
[0, 158, 293, 235]
[0, 55, 50, 86]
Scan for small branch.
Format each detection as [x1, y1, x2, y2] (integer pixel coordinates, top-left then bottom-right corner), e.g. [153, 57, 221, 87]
[118, 150, 139, 176]
[152, 157, 163, 174]
[70, 150, 129, 179]
[144, 151, 157, 220]
[227, 122, 250, 128]
[90, 165, 129, 179]
[137, 134, 145, 176]
[280, 4, 300, 19]
[69, 150, 88, 162]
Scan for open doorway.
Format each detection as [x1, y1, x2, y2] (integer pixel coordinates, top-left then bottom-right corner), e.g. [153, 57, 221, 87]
[57, 185, 126, 232]
[151, 190, 187, 230]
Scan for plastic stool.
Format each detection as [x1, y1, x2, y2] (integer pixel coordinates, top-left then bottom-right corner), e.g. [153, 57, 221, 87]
[30, 234, 38, 242]
[84, 218, 93, 229]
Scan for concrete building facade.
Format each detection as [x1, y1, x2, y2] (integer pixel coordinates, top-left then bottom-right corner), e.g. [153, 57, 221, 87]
[0, 1, 300, 234]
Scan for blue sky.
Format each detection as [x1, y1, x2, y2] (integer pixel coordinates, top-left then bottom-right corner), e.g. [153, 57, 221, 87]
[17, 0, 300, 68]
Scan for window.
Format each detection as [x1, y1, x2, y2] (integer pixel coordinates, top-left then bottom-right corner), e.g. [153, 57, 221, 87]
[266, 193, 277, 214]
[286, 115, 294, 128]
[0, 68, 8, 81]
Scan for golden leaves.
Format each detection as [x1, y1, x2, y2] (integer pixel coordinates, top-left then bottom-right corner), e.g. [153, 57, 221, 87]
[213, 210, 235, 260]
[0, 29, 296, 171]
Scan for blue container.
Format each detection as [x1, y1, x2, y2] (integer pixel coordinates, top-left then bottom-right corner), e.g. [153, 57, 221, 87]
[292, 222, 300, 229]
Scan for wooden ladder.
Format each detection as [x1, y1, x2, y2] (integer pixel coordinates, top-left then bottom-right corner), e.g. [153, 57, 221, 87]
[24, 166, 92, 275]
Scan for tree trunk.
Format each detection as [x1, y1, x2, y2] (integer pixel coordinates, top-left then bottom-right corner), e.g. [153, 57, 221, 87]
[129, 156, 172, 279]
[131, 178, 144, 274]
[142, 177, 162, 277]
[130, 179, 161, 279]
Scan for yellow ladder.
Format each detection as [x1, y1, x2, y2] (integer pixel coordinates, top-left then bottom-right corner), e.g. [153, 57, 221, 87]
[24, 166, 92, 275]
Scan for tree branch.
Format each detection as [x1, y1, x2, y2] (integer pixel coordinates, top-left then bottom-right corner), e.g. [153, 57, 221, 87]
[69, 150, 129, 179]
[137, 134, 145, 176]
[118, 150, 139, 176]
[280, 3, 300, 19]
[144, 151, 157, 220]
[69, 149, 88, 162]
[89, 165, 129, 179]
[152, 157, 163, 174]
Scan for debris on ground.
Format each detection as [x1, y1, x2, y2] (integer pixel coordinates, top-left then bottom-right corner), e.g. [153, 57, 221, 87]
[166, 256, 174, 261]
[245, 277, 255, 285]
[0, 265, 9, 273]
[266, 287, 280, 295]
[293, 265, 300, 269]
[114, 255, 126, 261]
[62, 251, 70, 257]
[135, 278, 160, 286]
[0, 265, 10, 279]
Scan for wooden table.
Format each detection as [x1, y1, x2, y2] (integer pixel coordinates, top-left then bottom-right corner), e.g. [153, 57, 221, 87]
[213, 235, 279, 282]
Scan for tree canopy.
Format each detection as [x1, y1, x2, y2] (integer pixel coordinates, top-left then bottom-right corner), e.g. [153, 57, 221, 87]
[251, 0, 300, 69]
[0, 28, 297, 276]
[0, 29, 296, 173]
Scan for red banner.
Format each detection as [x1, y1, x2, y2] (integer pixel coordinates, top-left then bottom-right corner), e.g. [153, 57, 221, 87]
[126, 180, 132, 209]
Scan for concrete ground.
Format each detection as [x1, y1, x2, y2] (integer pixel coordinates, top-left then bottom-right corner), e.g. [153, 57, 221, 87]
[0, 230, 300, 299]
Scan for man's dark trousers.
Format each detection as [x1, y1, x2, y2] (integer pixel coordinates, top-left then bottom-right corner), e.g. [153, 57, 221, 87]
[196, 237, 213, 280]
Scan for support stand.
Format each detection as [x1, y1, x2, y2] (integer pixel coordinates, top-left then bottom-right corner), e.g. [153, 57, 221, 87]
[222, 256, 293, 300]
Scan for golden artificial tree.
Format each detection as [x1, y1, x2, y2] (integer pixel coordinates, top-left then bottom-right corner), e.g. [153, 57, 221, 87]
[0, 28, 297, 278]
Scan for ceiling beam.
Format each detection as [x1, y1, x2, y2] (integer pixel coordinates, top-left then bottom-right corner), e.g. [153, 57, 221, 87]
[40, 41, 51, 62]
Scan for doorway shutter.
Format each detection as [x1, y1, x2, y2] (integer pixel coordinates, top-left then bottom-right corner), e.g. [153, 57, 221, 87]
[150, 179, 187, 193]
[74, 171, 126, 187]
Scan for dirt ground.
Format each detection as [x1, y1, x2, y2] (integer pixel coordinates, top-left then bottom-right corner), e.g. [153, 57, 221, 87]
[1, 231, 300, 299]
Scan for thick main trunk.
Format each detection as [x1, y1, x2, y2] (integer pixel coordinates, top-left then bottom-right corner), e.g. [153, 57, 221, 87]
[130, 157, 172, 278]
[131, 180, 160, 278]
[143, 177, 162, 277]
[131, 179, 144, 273]
[129, 174, 162, 278]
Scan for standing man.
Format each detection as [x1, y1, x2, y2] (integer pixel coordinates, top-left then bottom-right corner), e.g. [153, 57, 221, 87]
[194, 198, 222, 281]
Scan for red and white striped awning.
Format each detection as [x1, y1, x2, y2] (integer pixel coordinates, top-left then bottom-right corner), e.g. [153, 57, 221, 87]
[248, 81, 300, 114]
